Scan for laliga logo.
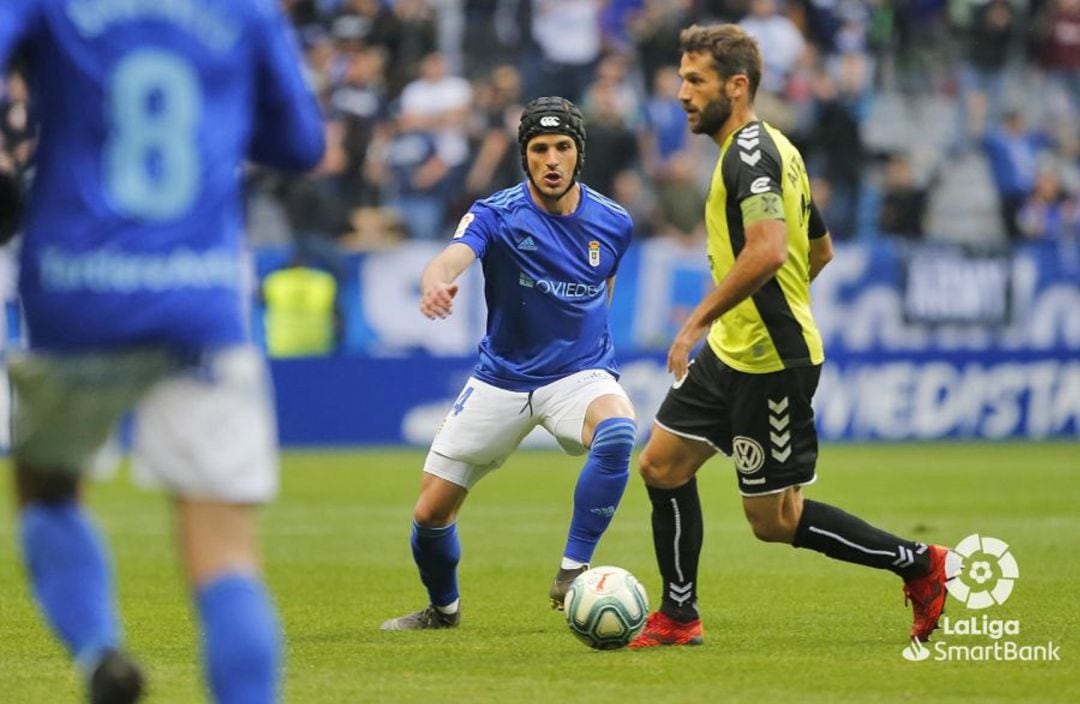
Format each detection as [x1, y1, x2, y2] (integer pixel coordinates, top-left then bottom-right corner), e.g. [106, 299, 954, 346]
[901, 533, 1017, 663]
[900, 535, 1060, 664]
[945, 534, 1019, 610]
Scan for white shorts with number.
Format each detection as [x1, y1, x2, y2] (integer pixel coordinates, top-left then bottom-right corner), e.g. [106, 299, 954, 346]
[425, 369, 630, 489]
[8, 346, 278, 503]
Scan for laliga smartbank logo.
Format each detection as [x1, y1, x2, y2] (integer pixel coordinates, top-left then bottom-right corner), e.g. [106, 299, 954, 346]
[945, 533, 1018, 609]
[901, 534, 1061, 663]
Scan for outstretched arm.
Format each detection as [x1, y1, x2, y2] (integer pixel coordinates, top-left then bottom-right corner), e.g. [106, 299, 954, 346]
[419, 242, 477, 319]
[667, 218, 787, 379]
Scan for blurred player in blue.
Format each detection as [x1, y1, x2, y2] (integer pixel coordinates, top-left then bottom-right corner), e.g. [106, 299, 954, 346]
[381, 97, 637, 630]
[0, 2, 324, 702]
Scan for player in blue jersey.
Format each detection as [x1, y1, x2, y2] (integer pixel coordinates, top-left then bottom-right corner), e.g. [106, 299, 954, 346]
[0, 2, 324, 702]
[381, 97, 638, 631]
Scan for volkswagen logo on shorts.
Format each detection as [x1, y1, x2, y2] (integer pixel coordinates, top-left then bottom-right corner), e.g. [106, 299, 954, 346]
[732, 436, 764, 474]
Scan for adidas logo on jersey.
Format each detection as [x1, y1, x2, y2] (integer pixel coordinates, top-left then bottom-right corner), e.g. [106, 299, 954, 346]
[737, 123, 762, 167]
[517, 236, 538, 251]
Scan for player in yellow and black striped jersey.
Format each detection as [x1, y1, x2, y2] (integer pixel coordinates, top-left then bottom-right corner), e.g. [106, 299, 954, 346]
[629, 24, 952, 650]
[704, 118, 825, 372]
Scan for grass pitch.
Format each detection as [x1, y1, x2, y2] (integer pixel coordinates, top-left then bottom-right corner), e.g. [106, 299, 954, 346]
[1, 443, 1078, 703]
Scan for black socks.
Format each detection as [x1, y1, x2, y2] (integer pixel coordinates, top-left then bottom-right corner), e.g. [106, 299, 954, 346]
[793, 499, 930, 580]
[647, 478, 703, 621]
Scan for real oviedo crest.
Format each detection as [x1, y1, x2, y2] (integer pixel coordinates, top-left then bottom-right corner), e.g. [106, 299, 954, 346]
[588, 240, 600, 267]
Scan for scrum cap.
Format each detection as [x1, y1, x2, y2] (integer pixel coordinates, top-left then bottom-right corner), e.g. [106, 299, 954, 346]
[517, 97, 586, 176]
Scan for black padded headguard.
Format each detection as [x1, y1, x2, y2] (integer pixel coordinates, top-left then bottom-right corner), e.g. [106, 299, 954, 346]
[517, 97, 586, 177]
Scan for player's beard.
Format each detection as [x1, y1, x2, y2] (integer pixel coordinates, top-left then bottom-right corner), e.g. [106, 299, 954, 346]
[528, 166, 577, 202]
[692, 93, 732, 136]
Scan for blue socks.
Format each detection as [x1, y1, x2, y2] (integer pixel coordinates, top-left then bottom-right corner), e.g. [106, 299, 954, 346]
[411, 521, 461, 608]
[564, 417, 636, 564]
[19, 501, 120, 671]
[20, 502, 280, 702]
[196, 573, 281, 704]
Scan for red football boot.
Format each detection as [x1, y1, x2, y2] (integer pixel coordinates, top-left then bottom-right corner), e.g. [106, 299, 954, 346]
[628, 611, 705, 649]
[903, 544, 952, 642]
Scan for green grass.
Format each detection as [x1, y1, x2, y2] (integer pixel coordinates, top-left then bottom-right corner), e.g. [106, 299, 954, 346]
[1, 443, 1078, 703]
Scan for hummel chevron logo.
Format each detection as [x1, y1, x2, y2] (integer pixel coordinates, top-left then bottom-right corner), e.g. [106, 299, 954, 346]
[740, 150, 762, 167]
[738, 125, 762, 166]
[768, 414, 789, 431]
[769, 396, 791, 462]
[517, 236, 537, 251]
[668, 582, 693, 606]
[892, 545, 916, 568]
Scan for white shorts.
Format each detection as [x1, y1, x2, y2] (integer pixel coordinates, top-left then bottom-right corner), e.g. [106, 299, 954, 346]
[8, 346, 278, 503]
[425, 369, 630, 489]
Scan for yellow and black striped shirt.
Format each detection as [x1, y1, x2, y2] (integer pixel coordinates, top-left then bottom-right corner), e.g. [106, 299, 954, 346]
[704, 120, 825, 373]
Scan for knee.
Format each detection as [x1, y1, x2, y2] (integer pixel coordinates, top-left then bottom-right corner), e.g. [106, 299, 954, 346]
[413, 506, 455, 528]
[412, 473, 468, 528]
[638, 451, 677, 488]
[15, 466, 79, 506]
[589, 417, 636, 471]
[743, 504, 797, 544]
[745, 516, 788, 543]
[413, 498, 457, 528]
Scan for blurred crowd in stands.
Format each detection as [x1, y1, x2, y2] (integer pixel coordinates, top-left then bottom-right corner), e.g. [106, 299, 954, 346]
[4, 0, 1080, 264]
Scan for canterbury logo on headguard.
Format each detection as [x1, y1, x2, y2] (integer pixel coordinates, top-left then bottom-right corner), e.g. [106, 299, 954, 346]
[518, 96, 586, 177]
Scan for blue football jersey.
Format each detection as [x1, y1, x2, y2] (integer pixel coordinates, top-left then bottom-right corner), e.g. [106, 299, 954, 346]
[0, 0, 324, 351]
[454, 182, 634, 391]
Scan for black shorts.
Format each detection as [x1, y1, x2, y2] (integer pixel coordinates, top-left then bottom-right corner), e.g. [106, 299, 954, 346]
[654, 343, 821, 496]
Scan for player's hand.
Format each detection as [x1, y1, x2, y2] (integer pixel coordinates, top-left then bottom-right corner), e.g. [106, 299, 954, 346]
[667, 322, 708, 383]
[420, 282, 459, 319]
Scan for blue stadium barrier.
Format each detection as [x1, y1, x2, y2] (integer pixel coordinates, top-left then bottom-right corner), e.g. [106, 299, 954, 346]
[262, 237, 1079, 444]
[1, 239, 1075, 449]
[269, 349, 1078, 445]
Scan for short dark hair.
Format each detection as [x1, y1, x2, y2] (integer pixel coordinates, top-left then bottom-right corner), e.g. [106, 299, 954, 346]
[679, 24, 763, 99]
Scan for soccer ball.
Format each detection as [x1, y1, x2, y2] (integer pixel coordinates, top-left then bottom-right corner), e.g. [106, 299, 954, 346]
[563, 566, 648, 650]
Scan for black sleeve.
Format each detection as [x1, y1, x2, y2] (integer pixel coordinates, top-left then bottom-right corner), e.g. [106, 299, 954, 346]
[808, 199, 828, 240]
[0, 169, 22, 245]
[723, 123, 784, 203]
